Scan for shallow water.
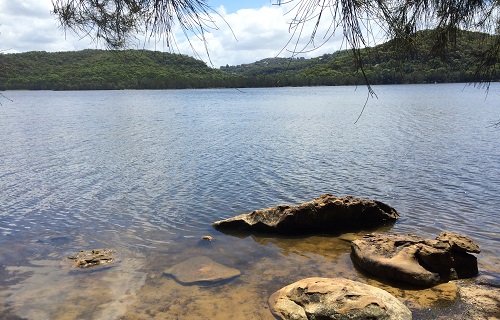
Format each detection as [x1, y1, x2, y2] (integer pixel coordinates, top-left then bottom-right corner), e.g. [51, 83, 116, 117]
[0, 84, 499, 319]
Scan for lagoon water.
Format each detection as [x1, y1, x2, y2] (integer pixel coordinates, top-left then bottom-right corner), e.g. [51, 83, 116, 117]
[0, 84, 499, 319]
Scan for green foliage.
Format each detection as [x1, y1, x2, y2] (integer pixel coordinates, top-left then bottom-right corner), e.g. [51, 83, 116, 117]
[0, 30, 497, 90]
[222, 30, 499, 86]
[0, 50, 239, 90]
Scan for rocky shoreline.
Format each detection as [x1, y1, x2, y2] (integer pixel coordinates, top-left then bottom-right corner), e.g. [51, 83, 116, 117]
[211, 194, 498, 319]
[57, 194, 498, 320]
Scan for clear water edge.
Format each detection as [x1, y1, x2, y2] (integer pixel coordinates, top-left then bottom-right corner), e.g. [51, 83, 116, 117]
[0, 84, 499, 319]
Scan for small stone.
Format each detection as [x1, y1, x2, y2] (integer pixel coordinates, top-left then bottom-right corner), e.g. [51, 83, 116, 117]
[67, 248, 115, 269]
[202, 236, 213, 241]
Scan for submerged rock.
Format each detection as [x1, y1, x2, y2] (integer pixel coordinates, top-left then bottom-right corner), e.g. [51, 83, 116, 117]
[269, 277, 412, 320]
[164, 256, 241, 285]
[351, 232, 480, 287]
[67, 248, 115, 269]
[212, 194, 399, 234]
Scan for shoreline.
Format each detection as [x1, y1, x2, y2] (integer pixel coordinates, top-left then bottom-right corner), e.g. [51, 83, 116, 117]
[1, 229, 499, 319]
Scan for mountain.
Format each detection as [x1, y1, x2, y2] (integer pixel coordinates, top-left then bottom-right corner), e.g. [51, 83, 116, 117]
[221, 29, 499, 86]
[0, 30, 497, 90]
[0, 49, 239, 90]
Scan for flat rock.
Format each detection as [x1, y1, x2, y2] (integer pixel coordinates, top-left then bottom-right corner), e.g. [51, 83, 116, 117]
[164, 256, 241, 285]
[213, 194, 399, 234]
[269, 277, 412, 320]
[351, 232, 480, 287]
[67, 248, 115, 269]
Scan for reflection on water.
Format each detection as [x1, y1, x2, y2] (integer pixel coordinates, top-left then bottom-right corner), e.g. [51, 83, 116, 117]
[1, 84, 499, 319]
[2, 257, 146, 320]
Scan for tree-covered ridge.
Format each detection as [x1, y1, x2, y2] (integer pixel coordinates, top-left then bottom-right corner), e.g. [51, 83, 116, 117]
[301, 29, 500, 85]
[0, 49, 239, 90]
[222, 29, 499, 86]
[0, 30, 498, 90]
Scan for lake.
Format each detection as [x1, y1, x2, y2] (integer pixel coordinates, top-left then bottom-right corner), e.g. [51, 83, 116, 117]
[0, 84, 499, 319]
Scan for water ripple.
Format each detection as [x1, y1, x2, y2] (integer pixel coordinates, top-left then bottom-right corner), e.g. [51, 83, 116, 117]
[0, 85, 499, 260]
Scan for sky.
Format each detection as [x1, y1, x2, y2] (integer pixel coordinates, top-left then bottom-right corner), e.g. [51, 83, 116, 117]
[0, 0, 372, 67]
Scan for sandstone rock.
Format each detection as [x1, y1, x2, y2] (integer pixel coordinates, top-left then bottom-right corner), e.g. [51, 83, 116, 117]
[213, 194, 399, 234]
[164, 256, 241, 285]
[67, 248, 115, 268]
[436, 231, 480, 253]
[351, 232, 480, 287]
[269, 277, 412, 320]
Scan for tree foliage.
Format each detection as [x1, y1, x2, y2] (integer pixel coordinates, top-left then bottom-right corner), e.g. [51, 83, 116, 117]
[0, 50, 239, 90]
[51, 0, 222, 61]
[223, 29, 499, 85]
[51, 0, 499, 84]
[1, 30, 496, 90]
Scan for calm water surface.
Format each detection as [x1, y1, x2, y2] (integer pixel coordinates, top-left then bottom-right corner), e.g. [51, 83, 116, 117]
[0, 84, 499, 319]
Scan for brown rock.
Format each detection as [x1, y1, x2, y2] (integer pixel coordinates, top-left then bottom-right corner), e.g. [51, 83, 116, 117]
[436, 231, 481, 253]
[269, 277, 412, 320]
[164, 256, 241, 285]
[212, 194, 399, 234]
[67, 248, 115, 269]
[351, 233, 480, 287]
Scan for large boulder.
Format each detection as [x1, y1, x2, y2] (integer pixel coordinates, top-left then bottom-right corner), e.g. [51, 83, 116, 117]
[351, 232, 480, 287]
[212, 194, 399, 234]
[269, 277, 412, 320]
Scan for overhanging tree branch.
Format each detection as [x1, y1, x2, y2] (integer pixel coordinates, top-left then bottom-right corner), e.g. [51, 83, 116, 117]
[51, 0, 231, 64]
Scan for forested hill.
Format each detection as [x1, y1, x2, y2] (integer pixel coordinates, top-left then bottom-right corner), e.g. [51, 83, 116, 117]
[0, 50, 239, 90]
[221, 29, 499, 86]
[0, 29, 498, 90]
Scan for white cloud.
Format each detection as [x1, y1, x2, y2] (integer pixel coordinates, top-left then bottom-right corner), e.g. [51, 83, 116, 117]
[172, 6, 293, 67]
[0, 0, 357, 67]
[171, 4, 348, 67]
[0, 0, 97, 52]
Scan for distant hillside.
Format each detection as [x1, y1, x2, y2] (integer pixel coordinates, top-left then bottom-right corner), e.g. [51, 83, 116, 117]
[0, 29, 497, 90]
[221, 29, 499, 86]
[220, 53, 347, 77]
[0, 50, 240, 90]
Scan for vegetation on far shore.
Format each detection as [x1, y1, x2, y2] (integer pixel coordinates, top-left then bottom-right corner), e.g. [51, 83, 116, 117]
[0, 30, 498, 91]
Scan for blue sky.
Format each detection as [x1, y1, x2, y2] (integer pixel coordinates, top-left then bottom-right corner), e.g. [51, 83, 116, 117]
[0, 0, 350, 67]
[209, 1, 275, 12]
